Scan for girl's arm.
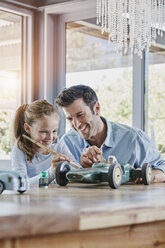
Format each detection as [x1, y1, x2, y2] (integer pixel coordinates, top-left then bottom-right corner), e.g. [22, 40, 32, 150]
[12, 146, 55, 185]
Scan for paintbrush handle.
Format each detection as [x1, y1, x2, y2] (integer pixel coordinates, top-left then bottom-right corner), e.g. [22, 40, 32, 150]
[22, 134, 58, 156]
[22, 134, 81, 169]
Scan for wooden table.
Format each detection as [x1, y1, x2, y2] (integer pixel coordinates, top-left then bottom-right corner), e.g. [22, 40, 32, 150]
[0, 183, 165, 248]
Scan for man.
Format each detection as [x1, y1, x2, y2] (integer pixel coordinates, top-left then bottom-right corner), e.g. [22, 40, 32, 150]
[55, 84, 165, 183]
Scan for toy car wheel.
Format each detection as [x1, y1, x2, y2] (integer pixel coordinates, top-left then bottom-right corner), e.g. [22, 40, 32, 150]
[0, 180, 5, 194]
[108, 163, 122, 189]
[17, 190, 26, 194]
[56, 161, 70, 186]
[142, 163, 152, 185]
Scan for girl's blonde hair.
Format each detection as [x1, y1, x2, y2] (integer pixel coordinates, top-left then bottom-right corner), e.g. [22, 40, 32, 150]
[13, 100, 59, 162]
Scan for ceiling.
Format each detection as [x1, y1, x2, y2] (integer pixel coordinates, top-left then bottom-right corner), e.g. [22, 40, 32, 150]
[2, 0, 74, 8]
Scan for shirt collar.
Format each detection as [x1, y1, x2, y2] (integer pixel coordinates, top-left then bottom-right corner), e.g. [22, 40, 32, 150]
[84, 117, 113, 148]
[101, 117, 113, 148]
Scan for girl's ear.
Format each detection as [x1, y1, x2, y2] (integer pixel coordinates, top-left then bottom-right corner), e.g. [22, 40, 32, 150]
[24, 123, 31, 134]
[93, 102, 100, 116]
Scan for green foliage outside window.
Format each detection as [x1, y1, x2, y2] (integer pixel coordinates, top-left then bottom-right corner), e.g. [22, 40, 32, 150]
[0, 111, 13, 158]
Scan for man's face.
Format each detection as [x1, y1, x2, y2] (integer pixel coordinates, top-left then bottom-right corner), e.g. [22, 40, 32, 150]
[63, 98, 100, 140]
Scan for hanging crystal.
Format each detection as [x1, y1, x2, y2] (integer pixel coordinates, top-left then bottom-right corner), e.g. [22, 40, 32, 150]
[96, 0, 165, 58]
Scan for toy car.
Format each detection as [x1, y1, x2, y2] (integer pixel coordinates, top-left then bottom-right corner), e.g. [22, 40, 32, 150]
[0, 170, 28, 194]
[55, 157, 152, 189]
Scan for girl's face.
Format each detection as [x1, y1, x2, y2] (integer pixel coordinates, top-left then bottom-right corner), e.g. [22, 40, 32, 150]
[24, 113, 59, 154]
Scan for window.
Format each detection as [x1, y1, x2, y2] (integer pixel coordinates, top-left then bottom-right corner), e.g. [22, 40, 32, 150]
[0, 10, 22, 159]
[148, 44, 165, 156]
[66, 20, 133, 130]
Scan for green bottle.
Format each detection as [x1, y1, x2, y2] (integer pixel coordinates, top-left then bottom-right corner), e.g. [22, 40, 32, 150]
[39, 171, 48, 188]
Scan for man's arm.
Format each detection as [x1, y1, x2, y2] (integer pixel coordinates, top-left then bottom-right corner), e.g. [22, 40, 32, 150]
[135, 129, 165, 183]
[59, 130, 83, 163]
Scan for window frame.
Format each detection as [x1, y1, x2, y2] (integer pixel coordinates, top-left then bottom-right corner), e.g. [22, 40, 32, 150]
[0, 0, 150, 166]
[42, 0, 148, 132]
[0, 1, 34, 166]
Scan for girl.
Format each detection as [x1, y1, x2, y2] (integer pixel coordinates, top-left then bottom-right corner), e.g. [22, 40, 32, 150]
[12, 99, 75, 185]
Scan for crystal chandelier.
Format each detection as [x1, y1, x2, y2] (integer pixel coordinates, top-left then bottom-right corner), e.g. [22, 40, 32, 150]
[96, 0, 165, 58]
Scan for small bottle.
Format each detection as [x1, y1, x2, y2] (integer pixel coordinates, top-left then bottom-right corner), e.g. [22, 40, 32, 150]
[39, 171, 48, 188]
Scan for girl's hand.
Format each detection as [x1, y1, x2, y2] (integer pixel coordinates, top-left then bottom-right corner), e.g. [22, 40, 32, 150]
[51, 154, 70, 174]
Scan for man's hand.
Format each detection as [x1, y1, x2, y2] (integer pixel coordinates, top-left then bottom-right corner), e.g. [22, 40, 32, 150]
[134, 168, 165, 184]
[152, 169, 165, 183]
[80, 146, 105, 168]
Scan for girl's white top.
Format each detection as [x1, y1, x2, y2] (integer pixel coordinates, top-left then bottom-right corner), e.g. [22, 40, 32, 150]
[12, 139, 78, 185]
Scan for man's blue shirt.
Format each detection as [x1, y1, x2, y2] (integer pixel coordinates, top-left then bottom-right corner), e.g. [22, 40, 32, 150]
[59, 118, 165, 172]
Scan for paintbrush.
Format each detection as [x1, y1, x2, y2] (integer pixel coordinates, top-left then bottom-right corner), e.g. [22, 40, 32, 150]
[22, 134, 81, 169]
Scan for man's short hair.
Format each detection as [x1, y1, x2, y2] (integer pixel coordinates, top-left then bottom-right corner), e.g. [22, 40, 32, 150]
[55, 85, 98, 112]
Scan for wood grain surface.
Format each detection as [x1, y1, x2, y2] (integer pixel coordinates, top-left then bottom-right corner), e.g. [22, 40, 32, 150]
[0, 182, 165, 247]
[2, 221, 165, 248]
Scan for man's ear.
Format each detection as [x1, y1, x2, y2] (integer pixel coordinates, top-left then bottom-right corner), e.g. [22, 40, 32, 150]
[24, 123, 31, 134]
[93, 102, 100, 116]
